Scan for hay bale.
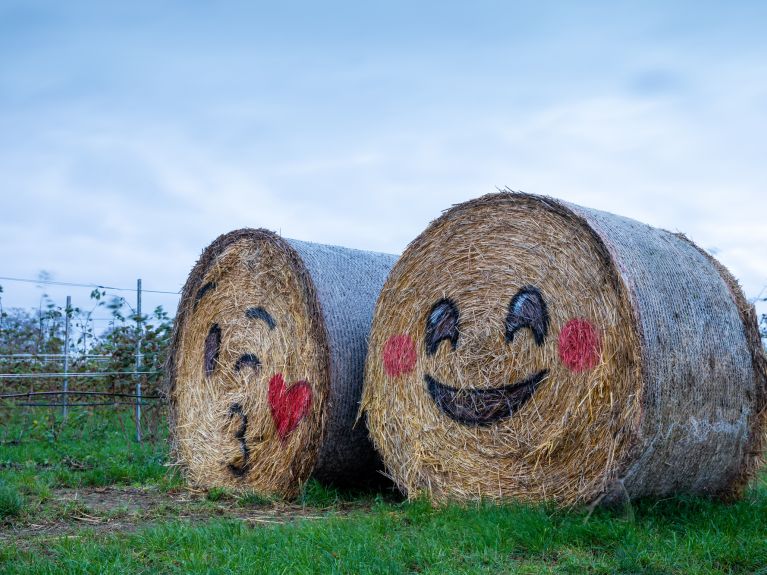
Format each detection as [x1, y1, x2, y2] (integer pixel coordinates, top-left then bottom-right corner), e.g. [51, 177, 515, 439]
[361, 192, 766, 505]
[166, 229, 397, 496]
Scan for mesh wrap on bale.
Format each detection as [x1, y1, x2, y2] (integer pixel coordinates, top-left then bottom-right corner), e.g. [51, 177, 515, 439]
[361, 192, 766, 505]
[166, 229, 397, 496]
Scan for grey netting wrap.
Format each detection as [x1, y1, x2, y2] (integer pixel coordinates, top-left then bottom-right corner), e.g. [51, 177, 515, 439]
[566, 203, 767, 500]
[286, 239, 398, 482]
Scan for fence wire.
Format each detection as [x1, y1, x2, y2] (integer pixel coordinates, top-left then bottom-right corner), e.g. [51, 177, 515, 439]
[0, 371, 161, 379]
[0, 390, 164, 400]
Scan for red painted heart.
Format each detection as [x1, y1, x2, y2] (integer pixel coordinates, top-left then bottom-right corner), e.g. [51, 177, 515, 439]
[268, 373, 312, 441]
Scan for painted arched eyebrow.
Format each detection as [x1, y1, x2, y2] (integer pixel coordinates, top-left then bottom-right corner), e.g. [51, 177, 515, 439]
[245, 307, 276, 329]
[194, 281, 217, 309]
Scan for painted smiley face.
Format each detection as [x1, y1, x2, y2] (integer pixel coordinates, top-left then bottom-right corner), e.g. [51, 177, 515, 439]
[422, 289, 550, 425]
[410, 288, 601, 425]
[383, 289, 602, 426]
[363, 195, 642, 503]
[173, 237, 327, 493]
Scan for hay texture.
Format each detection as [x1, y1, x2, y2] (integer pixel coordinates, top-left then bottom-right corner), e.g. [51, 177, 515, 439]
[362, 192, 766, 505]
[167, 229, 396, 496]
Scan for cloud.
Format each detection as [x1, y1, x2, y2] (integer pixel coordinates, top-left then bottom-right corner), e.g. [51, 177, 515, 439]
[0, 2, 765, 321]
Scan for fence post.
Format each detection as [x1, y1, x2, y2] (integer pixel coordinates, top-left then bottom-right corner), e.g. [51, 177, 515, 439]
[135, 279, 143, 442]
[63, 295, 71, 418]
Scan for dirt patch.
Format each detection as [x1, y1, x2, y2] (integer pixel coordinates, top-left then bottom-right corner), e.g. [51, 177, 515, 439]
[1, 486, 354, 548]
[52, 486, 193, 514]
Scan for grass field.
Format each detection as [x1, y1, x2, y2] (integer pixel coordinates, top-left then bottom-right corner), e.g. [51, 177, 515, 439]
[1, 407, 766, 574]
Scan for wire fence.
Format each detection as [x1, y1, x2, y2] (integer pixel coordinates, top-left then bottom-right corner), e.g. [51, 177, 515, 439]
[0, 275, 179, 295]
[0, 371, 162, 379]
[0, 277, 176, 442]
[0, 390, 164, 399]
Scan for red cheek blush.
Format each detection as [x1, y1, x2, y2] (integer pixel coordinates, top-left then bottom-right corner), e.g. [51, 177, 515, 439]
[383, 334, 417, 377]
[558, 318, 601, 372]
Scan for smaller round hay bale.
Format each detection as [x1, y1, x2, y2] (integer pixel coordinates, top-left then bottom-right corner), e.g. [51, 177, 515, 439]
[166, 229, 396, 496]
[362, 192, 767, 505]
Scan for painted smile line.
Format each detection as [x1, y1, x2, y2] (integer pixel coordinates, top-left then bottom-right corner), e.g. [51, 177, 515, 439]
[425, 370, 549, 426]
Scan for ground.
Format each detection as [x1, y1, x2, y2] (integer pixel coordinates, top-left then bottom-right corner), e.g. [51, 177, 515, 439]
[1, 407, 766, 574]
[1, 486, 351, 548]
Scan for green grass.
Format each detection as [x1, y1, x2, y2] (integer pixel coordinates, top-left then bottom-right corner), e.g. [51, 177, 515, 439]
[236, 489, 276, 507]
[2, 491, 767, 574]
[1, 407, 766, 573]
[0, 481, 24, 520]
[0, 406, 180, 497]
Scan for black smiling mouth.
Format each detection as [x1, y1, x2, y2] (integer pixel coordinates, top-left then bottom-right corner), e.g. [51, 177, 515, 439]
[425, 370, 549, 426]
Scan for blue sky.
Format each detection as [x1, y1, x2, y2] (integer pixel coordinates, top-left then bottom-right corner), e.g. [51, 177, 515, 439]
[0, 1, 765, 318]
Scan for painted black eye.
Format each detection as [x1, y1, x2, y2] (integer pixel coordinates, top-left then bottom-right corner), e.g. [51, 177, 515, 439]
[425, 299, 459, 356]
[234, 353, 261, 372]
[204, 324, 221, 376]
[505, 287, 549, 346]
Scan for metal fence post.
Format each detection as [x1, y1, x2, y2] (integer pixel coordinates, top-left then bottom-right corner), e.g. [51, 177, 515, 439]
[63, 295, 71, 418]
[135, 279, 143, 442]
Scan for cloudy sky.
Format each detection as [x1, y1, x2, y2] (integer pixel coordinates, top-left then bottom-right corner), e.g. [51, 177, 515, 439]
[0, 1, 765, 319]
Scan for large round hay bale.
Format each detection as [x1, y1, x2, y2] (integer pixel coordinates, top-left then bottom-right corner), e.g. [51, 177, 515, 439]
[362, 192, 766, 505]
[166, 229, 397, 496]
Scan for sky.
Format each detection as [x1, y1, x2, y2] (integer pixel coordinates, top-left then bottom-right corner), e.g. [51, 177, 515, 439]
[0, 1, 765, 322]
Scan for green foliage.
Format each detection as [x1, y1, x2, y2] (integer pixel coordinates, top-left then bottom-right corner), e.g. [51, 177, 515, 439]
[88, 302, 173, 397]
[299, 479, 395, 508]
[300, 480, 346, 507]
[0, 282, 173, 397]
[0, 294, 65, 357]
[0, 409, 179, 497]
[205, 487, 230, 502]
[236, 490, 274, 507]
[0, 481, 24, 520]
